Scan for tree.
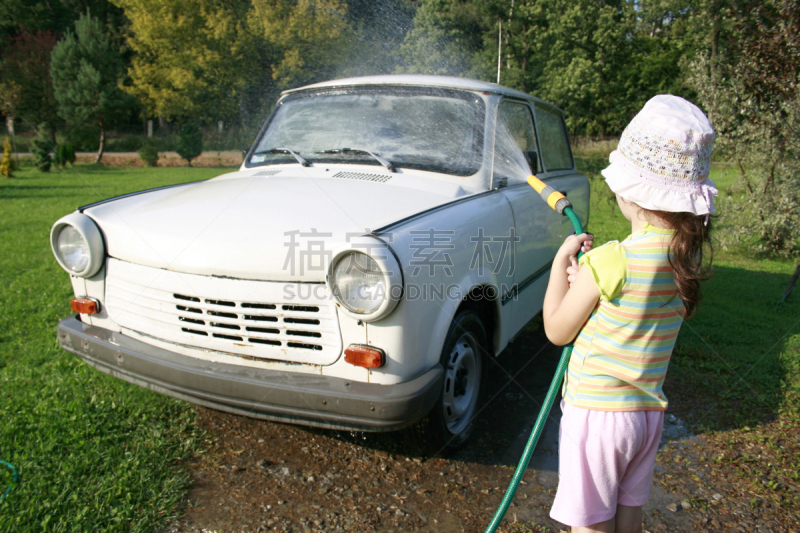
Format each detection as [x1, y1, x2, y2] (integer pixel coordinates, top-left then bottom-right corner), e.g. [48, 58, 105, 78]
[249, 0, 351, 89]
[0, 137, 14, 177]
[51, 13, 130, 163]
[112, 0, 251, 123]
[338, 0, 416, 76]
[689, 0, 800, 256]
[0, 30, 60, 132]
[397, 0, 488, 78]
[176, 123, 202, 166]
[31, 123, 54, 172]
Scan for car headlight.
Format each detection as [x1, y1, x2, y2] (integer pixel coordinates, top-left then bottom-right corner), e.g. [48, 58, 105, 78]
[50, 212, 105, 277]
[332, 252, 385, 314]
[327, 238, 403, 322]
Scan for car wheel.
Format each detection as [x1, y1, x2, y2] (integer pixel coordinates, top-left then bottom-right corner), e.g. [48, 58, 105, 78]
[415, 310, 488, 454]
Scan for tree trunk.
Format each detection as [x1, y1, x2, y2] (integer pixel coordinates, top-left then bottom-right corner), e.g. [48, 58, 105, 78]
[95, 122, 105, 164]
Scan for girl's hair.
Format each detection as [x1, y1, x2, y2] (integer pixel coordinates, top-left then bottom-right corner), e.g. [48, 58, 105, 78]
[649, 210, 714, 318]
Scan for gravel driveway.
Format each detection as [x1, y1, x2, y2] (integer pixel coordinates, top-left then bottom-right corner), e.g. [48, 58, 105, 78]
[168, 321, 799, 533]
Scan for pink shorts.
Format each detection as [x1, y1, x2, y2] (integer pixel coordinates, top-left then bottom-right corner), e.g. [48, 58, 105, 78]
[550, 400, 664, 527]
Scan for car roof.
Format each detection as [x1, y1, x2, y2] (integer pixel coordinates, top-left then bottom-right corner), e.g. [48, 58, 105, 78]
[281, 75, 562, 112]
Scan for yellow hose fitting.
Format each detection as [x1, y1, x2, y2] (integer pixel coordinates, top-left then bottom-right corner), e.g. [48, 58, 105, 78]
[527, 175, 572, 215]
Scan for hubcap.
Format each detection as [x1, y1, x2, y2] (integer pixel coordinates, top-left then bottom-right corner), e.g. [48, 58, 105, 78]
[442, 332, 480, 435]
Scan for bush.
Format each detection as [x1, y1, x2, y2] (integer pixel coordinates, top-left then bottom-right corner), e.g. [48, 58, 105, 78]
[54, 142, 76, 168]
[176, 124, 203, 166]
[0, 137, 15, 177]
[31, 123, 54, 172]
[138, 139, 159, 167]
[106, 134, 143, 152]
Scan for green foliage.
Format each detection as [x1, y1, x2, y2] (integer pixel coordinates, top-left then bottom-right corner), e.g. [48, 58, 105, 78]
[689, 0, 800, 257]
[176, 123, 203, 166]
[397, 0, 487, 77]
[138, 138, 159, 167]
[0, 136, 14, 177]
[54, 142, 76, 168]
[0, 30, 60, 129]
[113, 0, 252, 122]
[31, 123, 54, 172]
[249, 0, 351, 89]
[50, 13, 131, 157]
[0, 165, 222, 531]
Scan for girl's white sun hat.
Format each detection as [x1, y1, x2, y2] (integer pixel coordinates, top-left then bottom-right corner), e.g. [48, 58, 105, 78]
[601, 94, 718, 216]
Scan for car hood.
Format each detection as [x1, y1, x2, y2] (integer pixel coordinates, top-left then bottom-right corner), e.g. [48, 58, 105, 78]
[85, 170, 473, 282]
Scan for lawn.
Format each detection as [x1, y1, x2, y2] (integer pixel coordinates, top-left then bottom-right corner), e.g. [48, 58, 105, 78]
[0, 165, 228, 531]
[1, 161, 798, 529]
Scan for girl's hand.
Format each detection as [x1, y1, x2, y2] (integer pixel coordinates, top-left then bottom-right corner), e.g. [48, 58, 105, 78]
[566, 258, 580, 287]
[556, 233, 594, 262]
[565, 235, 593, 287]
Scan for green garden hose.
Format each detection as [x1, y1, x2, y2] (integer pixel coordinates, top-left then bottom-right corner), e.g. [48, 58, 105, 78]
[1, 460, 19, 504]
[483, 176, 585, 533]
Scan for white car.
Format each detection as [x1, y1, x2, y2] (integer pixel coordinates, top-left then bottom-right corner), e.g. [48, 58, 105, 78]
[52, 75, 589, 450]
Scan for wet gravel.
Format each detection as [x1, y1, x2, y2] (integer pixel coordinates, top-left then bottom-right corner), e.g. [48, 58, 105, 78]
[166, 322, 799, 533]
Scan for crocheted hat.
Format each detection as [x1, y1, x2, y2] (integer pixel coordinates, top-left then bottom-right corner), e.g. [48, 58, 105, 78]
[601, 95, 718, 215]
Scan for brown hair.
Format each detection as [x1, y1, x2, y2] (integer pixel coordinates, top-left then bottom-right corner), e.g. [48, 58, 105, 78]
[649, 211, 714, 319]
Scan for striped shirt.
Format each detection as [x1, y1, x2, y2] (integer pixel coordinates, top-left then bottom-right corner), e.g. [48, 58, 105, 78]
[563, 223, 684, 411]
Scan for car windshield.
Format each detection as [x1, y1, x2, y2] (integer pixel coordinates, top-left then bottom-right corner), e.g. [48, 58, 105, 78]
[249, 88, 485, 176]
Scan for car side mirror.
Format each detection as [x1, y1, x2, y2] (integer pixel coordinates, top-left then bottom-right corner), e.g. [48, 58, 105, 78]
[523, 151, 538, 174]
[242, 146, 251, 160]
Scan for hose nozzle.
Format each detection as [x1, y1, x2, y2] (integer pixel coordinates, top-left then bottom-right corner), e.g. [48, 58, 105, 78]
[527, 175, 572, 215]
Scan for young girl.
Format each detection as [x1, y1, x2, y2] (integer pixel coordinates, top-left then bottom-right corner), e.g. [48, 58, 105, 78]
[543, 95, 718, 533]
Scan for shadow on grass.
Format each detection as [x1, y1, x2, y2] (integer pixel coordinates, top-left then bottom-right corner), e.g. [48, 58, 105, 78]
[666, 263, 800, 433]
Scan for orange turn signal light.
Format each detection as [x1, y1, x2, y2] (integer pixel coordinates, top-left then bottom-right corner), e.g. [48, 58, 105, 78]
[71, 297, 99, 315]
[344, 344, 385, 369]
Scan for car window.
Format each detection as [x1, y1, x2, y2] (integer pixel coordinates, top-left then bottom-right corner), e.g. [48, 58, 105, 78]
[250, 88, 485, 176]
[534, 104, 573, 171]
[494, 100, 541, 182]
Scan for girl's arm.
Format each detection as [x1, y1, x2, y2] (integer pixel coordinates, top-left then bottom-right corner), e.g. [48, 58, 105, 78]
[543, 233, 600, 346]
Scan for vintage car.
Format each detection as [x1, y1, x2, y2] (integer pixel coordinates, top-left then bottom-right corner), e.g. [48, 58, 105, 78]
[52, 75, 588, 450]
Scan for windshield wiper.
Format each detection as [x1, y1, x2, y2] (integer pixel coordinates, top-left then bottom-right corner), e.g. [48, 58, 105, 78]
[253, 148, 310, 167]
[315, 148, 395, 172]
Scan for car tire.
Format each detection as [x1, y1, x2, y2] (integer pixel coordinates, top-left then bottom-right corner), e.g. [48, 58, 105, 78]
[413, 310, 488, 454]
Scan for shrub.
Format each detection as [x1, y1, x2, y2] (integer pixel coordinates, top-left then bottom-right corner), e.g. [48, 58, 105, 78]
[176, 124, 203, 166]
[106, 134, 143, 152]
[176, 123, 202, 166]
[138, 138, 159, 167]
[54, 142, 76, 168]
[0, 137, 14, 177]
[31, 123, 54, 172]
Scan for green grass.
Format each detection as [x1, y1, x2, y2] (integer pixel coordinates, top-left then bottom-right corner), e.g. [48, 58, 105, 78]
[1, 161, 798, 528]
[0, 165, 227, 531]
[577, 162, 800, 431]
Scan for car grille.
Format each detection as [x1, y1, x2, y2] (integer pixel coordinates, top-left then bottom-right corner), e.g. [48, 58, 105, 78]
[104, 258, 342, 365]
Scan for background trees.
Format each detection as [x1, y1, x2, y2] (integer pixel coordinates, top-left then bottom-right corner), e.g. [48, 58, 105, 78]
[1, 0, 798, 253]
[111, 0, 251, 124]
[50, 13, 131, 163]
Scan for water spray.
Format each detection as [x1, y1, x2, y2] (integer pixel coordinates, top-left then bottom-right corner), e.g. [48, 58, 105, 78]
[483, 174, 585, 533]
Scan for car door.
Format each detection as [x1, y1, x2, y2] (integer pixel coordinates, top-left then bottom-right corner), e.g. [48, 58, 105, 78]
[496, 99, 589, 339]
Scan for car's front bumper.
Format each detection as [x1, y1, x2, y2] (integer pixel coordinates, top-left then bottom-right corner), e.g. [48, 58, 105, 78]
[58, 315, 443, 432]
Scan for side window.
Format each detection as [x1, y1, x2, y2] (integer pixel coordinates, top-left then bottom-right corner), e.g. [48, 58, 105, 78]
[534, 104, 573, 171]
[494, 100, 541, 182]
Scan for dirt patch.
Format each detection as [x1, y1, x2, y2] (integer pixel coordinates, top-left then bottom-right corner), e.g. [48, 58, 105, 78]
[76, 151, 243, 167]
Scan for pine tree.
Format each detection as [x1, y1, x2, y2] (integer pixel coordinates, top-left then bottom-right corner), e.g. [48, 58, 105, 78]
[31, 123, 54, 172]
[50, 13, 130, 164]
